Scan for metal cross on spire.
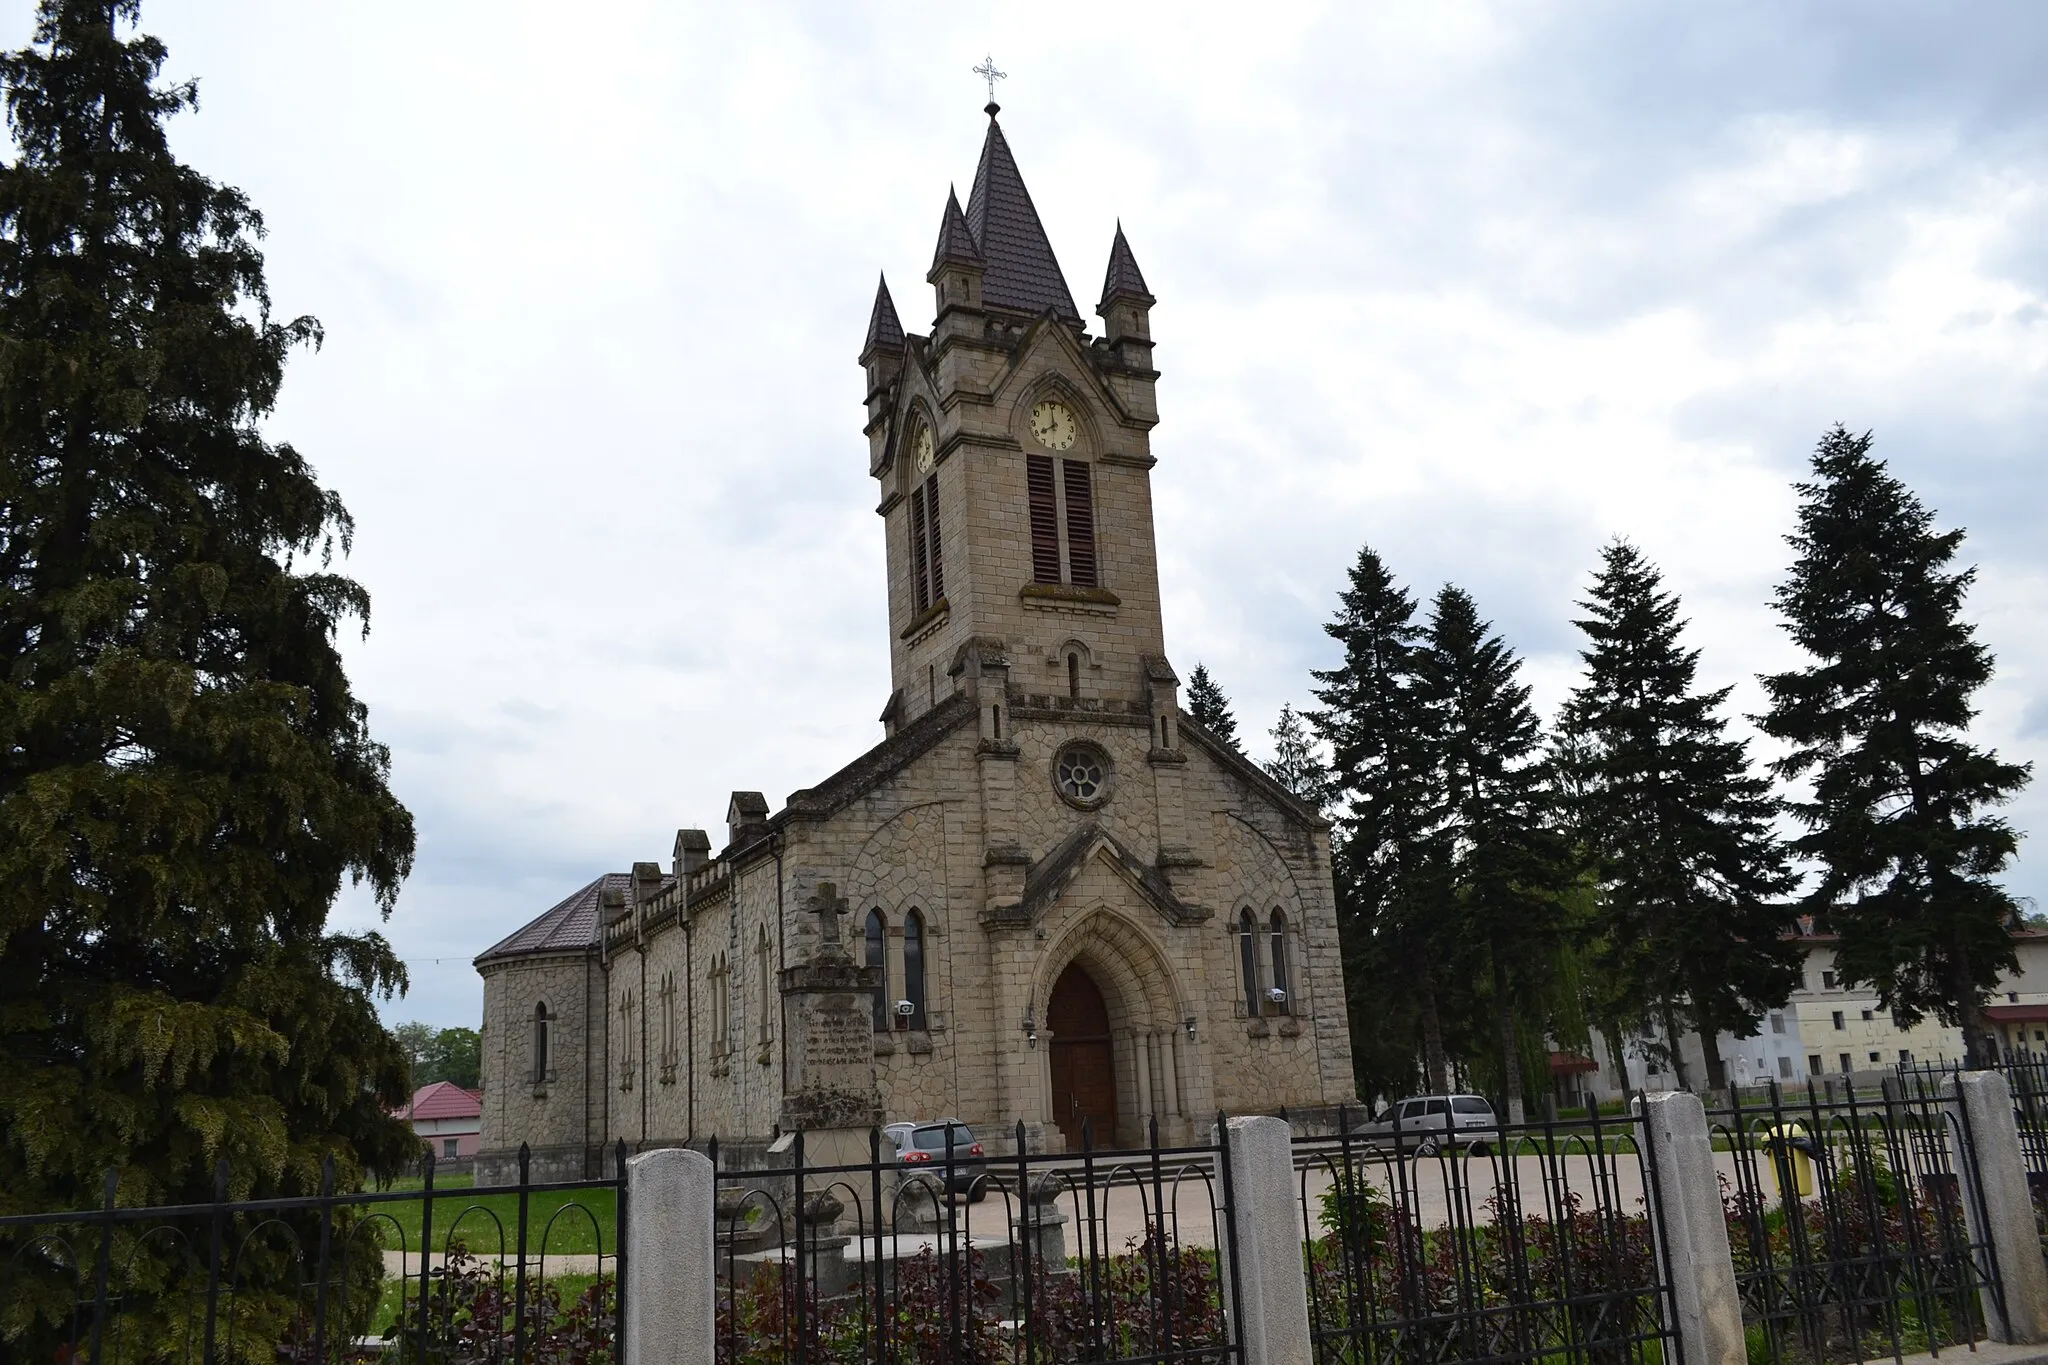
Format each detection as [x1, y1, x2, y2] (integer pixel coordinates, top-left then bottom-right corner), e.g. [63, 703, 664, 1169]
[972, 54, 1007, 111]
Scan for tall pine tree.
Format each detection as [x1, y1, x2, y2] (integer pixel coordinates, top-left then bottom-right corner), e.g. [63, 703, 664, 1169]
[0, 2, 416, 1338]
[1184, 662, 1241, 750]
[1308, 545, 1455, 1095]
[1760, 427, 2030, 1066]
[1562, 541, 1798, 1091]
[1415, 586, 1576, 1122]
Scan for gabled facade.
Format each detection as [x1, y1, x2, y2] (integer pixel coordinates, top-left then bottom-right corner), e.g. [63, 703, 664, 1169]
[473, 109, 1355, 1182]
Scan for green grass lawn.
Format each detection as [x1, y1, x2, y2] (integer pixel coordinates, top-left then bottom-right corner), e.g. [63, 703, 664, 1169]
[359, 1174, 618, 1258]
[369, 1272, 603, 1336]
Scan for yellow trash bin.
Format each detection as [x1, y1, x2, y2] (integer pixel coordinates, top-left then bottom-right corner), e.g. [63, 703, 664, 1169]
[1764, 1123, 1817, 1200]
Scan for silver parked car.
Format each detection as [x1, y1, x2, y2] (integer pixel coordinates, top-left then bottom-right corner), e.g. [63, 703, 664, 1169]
[1357, 1094, 1498, 1155]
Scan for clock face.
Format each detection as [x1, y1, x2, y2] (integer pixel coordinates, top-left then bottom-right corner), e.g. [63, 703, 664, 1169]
[913, 427, 935, 475]
[1030, 400, 1078, 451]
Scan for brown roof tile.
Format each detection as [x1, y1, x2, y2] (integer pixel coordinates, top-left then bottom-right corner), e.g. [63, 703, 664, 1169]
[929, 187, 984, 276]
[1098, 221, 1153, 310]
[473, 873, 621, 966]
[862, 273, 905, 357]
[963, 118, 1079, 324]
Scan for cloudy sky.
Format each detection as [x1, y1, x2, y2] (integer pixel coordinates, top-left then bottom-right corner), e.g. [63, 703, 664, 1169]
[15, 2, 2045, 1028]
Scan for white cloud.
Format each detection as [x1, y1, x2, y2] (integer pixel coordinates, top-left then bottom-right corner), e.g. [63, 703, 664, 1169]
[9, 0, 2044, 1026]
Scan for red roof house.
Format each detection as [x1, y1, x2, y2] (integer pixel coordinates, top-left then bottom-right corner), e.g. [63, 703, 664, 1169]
[396, 1081, 483, 1161]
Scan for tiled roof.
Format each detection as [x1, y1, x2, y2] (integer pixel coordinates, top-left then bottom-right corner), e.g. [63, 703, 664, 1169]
[929, 187, 984, 275]
[399, 1081, 483, 1122]
[1098, 222, 1153, 310]
[963, 118, 1079, 324]
[473, 873, 622, 966]
[862, 273, 904, 357]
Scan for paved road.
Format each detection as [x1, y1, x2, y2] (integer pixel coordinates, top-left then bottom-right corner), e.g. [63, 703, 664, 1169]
[920, 1149, 1763, 1254]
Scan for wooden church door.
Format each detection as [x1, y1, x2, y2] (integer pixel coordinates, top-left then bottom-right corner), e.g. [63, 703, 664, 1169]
[1048, 963, 1118, 1150]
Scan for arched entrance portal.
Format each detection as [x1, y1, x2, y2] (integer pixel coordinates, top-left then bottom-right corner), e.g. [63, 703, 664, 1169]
[1048, 962, 1118, 1150]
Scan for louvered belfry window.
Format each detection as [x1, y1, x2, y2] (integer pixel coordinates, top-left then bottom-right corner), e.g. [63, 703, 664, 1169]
[1062, 460, 1096, 587]
[1027, 455, 1061, 584]
[1027, 454, 1098, 588]
[925, 473, 943, 601]
[908, 472, 942, 613]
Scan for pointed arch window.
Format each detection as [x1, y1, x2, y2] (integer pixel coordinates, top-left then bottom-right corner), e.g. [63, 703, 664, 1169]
[903, 910, 928, 1030]
[756, 926, 774, 1046]
[533, 1002, 552, 1084]
[1237, 910, 1260, 1017]
[659, 972, 678, 1082]
[1268, 909, 1292, 1015]
[866, 909, 889, 1033]
[618, 988, 635, 1091]
[1027, 456, 1097, 588]
[709, 954, 731, 1060]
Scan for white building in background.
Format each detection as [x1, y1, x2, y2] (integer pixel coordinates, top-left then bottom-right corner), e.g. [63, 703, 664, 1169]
[1569, 928, 2048, 1104]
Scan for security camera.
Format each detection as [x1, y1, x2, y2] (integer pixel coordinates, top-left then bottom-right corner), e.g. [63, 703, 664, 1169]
[894, 1000, 916, 1017]
[1266, 988, 1289, 1005]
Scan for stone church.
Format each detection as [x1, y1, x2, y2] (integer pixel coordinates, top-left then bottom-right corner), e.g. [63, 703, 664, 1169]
[473, 107, 1355, 1182]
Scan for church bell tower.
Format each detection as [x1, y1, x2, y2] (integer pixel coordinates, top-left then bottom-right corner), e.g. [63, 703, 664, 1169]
[859, 106, 1176, 749]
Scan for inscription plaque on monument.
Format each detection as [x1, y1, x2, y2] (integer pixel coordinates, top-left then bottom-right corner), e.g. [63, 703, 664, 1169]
[781, 879, 881, 1131]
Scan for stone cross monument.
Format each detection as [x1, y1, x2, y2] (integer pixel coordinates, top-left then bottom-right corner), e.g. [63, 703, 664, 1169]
[778, 879, 880, 1132]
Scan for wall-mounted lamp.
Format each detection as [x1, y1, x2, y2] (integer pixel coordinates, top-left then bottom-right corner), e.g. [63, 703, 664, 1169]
[1184, 1017, 1197, 1042]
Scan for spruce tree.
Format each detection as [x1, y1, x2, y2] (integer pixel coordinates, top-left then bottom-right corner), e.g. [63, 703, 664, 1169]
[0, 1, 416, 1340]
[1265, 703, 1330, 807]
[1308, 545, 1457, 1094]
[1184, 662, 1240, 750]
[1760, 426, 2031, 1065]
[1562, 541, 1798, 1091]
[1415, 586, 1576, 1122]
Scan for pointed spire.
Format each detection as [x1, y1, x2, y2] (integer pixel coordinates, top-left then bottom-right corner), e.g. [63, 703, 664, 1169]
[964, 117, 1080, 324]
[1098, 220, 1154, 312]
[862, 272, 904, 358]
[929, 186, 985, 279]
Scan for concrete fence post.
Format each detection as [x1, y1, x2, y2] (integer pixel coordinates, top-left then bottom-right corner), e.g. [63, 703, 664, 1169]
[1216, 1114, 1312, 1365]
[1641, 1091, 1745, 1365]
[1947, 1070, 2048, 1343]
[623, 1147, 716, 1365]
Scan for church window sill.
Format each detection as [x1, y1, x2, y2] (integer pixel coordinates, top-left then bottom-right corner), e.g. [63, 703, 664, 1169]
[1246, 1019, 1271, 1039]
[1020, 583, 1119, 616]
[1278, 1020, 1302, 1038]
[907, 1032, 935, 1056]
[873, 1035, 896, 1057]
[899, 598, 950, 644]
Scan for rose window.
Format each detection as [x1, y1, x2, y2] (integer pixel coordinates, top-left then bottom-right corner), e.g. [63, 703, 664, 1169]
[1053, 743, 1112, 809]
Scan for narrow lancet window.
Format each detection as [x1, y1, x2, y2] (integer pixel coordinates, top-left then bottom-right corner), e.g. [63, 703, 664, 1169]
[865, 909, 889, 1032]
[1237, 910, 1260, 1016]
[904, 910, 928, 1030]
[1268, 909, 1291, 1014]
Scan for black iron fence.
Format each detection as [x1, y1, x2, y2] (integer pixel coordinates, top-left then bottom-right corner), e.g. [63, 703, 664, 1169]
[1294, 1104, 1680, 1365]
[0, 1142, 623, 1365]
[709, 1117, 1240, 1365]
[1710, 1078, 1994, 1365]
